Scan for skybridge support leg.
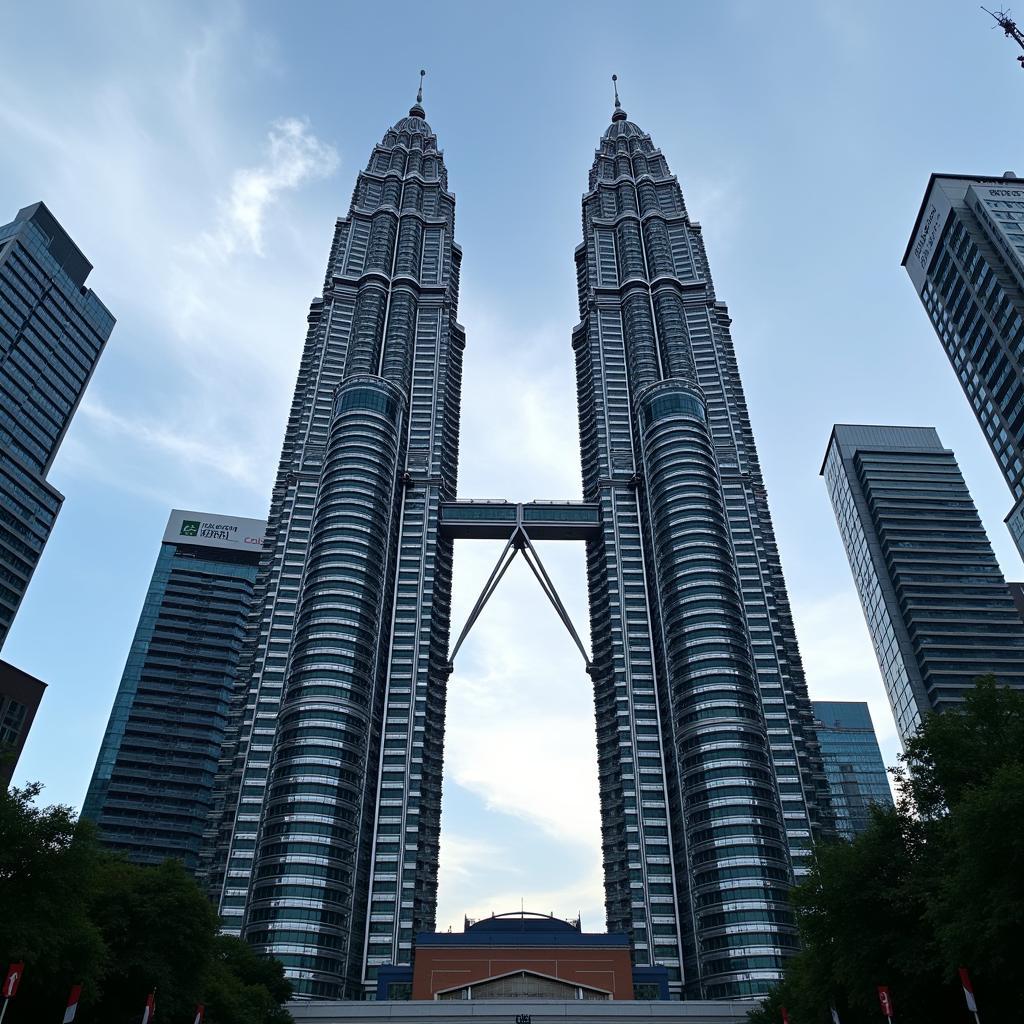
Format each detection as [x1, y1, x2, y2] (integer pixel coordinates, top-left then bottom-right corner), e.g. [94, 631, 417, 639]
[447, 526, 593, 673]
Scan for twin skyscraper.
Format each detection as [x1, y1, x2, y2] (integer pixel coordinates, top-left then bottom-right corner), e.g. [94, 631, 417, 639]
[126, 85, 830, 1001]
[52, 79, 1006, 1006]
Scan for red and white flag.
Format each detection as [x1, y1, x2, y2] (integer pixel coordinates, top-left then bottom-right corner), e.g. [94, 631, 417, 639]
[877, 985, 894, 1018]
[193, 1004, 205, 1024]
[2, 962, 23, 998]
[63, 984, 83, 1023]
[959, 967, 977, 1013]
[141, 990, 157, 1024]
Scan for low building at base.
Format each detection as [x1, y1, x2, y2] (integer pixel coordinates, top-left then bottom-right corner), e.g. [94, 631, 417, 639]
[286, 1000, 761, 1023]
[379, 913, 662, 1003]
[288, 912, 762, 1020]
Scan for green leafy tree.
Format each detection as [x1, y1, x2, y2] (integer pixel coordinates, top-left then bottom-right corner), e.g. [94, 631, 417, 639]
[88, 857, 217, 1020]
[0, 783, 106, 1019]
[749, 678, 1024, 1023]
[0, 783, 292, 1024]
[203, 936, 293, 1024]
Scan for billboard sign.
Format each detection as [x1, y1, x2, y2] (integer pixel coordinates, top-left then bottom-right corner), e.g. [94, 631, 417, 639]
[164, 509, 267, 553]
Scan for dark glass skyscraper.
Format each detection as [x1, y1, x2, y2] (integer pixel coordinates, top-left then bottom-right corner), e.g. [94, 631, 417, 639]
[903, 174, 1024, 558]
[0, 202, 114, 648]
[811, 701, 892, 840]
[84, 510, 263, 870]
[208, 87, 830, 1002]
[822, 424, 1024, 743]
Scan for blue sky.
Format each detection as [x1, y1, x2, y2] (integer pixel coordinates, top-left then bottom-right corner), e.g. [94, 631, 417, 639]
[3, 0, 1023, 931]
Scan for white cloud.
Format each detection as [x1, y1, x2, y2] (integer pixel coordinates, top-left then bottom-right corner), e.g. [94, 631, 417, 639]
[77, 396, 264, 489]
[193, 117, 339, 262]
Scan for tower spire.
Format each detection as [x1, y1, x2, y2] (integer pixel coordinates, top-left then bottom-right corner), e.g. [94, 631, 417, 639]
[410, 68, 426, 117]
[982, 7, 1024, 69]
[611, 73, 627, 121]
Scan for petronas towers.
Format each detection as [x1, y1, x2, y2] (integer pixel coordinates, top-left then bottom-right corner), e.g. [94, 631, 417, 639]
[200, 81, 834, 1001]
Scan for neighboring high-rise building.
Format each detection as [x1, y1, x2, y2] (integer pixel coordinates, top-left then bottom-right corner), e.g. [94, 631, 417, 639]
[205, 83, 830, 1002]
[811, 701, 893, 840]
[83, 510, 264, 870]
[822, 424, 1024, 743]
[902, 173, 1024, 558]
[0, 202, 115, 649]
[0, 659, 46, 787]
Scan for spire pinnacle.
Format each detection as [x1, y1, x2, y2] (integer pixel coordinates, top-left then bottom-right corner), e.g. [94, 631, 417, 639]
[611, 73, 627, 121]
[410, 69, 426, 118]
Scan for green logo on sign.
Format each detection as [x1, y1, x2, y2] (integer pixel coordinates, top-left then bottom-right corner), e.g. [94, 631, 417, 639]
[180, 520, 200, 537]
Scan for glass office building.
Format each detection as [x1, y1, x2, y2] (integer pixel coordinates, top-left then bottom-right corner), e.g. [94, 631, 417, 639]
[811, 701, 892, 840]
[903, 174, 1024, 558]
[83, 510, 264, 870]
[822, 424, 1024, 744]
[0, 202, 114, 649]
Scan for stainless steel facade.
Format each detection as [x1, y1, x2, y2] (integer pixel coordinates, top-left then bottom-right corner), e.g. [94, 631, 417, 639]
[207, 91, 833, 1002]
[822, 424, 1024, 744]
[0, 202, 114, 649]
[903, 174, 1024, 559]
[205, 94, 464, 999]
[570, 98, 832, 1000]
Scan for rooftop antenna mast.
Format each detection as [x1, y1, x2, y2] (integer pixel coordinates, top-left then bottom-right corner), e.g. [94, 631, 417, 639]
[982, 7, 1024, 68]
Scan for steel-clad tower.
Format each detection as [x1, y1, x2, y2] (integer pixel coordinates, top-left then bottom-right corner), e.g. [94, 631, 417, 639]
[204, 80, 464, 999]
[569, 87, 831, 998]
[205, 81, 832, 1003]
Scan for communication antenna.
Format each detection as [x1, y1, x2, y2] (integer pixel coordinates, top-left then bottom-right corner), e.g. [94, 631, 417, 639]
[982, 7, 1024, 68]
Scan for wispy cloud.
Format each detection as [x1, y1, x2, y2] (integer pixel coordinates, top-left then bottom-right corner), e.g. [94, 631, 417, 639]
[78, 397, 264, 489]
[193, 118, 339, 262]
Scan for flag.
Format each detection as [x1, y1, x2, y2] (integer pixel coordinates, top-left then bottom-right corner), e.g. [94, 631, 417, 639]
[63, 985, 83, 1023]
[193, 1005, 205, 1024]
[830, 1003, 842, 1024]
[2, 962, 24, 998]
[877, 985, 894, 1018]
[959, 967, 978, 1013]
[141, 990, 156, 1024]
[780, 1008, 790, 1024]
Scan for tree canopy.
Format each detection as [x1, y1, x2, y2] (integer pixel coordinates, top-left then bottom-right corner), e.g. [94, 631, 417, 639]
[0, 784, 292, 1024]
[748, 678, 1024, 1023]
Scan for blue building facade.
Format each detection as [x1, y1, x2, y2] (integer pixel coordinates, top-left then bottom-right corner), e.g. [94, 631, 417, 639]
[0, 202, 114, 649]
[811, 701, 893, 840]
[83, 510, 264, 870]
